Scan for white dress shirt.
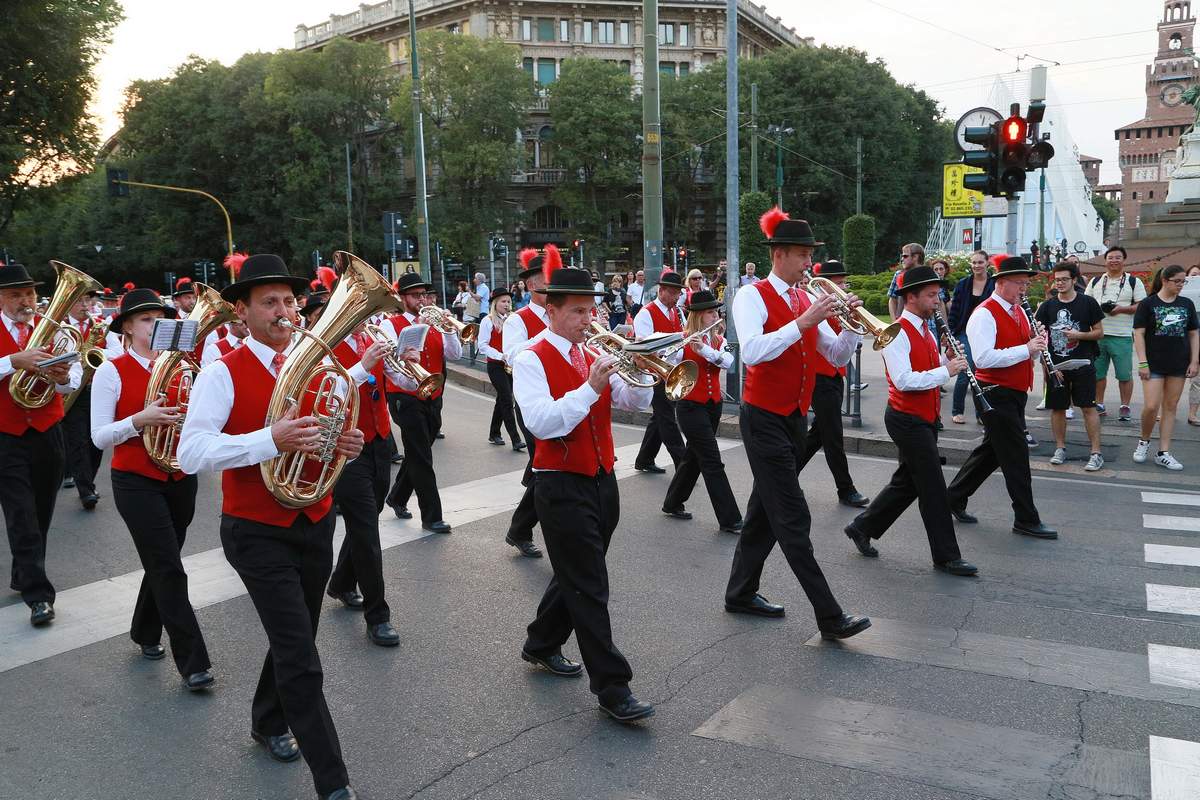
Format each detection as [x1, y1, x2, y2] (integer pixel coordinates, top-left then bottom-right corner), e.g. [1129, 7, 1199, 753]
[90, 348, 152, 450]
[632, 299, 681, 340]
[882, 310, 950, 392]
[200, 334, 243, 368]
[0, 311, 82, 391]
[627, 282, 645, 306]
[341, 332, 415, 391]
[692, 338, 734, 370]
[104, 330, 126, 359]
[476, 315, 505, 361]
[381, 311, 463, 363]
[732, 272, 861, 367]
[966, 294, 1031, 370]
[502, 302, 548, 366]
[513, 328, 652, 444]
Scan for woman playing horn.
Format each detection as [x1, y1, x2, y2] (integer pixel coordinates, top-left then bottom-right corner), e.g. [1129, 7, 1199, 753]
[477, 286, 525, 450]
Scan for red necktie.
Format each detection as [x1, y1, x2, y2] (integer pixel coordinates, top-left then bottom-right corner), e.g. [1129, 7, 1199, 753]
[1010, 304, 1029, 337]
[787, 287, 804, 317]
[569, 344, 589, 379]
[354, 332, 371, 354]
[15, 323, 31, 348]
[271, 353, 286, 376]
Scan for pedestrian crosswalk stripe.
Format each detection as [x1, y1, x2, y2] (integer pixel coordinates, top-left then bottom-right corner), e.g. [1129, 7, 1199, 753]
[1148, 644, 1200, 691]
[1147, 584, 1200, 617]
[1144, 514, 1200, 533]
[1143, 492, 1200, 507]
[1146, 543, 1200, 568]
[1151, 735, 1200, 799]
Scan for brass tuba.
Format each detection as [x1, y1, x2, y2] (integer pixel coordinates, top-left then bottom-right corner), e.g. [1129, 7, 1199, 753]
[419, 304, 478, 343]
[143, 282, 238, 472]
[9, 261, 103, 409]
[62, 318, 110, 414]
[363, 322, 444, 400]
[583, 322, 699, 401]
[808, 276, 901, 351]
[260, 251, 403, 508]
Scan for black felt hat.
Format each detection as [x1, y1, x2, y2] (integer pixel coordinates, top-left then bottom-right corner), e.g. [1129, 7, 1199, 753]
[172, 277, 196, 297]
[894, 265, 948, 295]
[685, 289, 722, 312]
[812, 260, 847, 277]
[993, 256, 1037, 278]
[759, 207, 824, 248]
[0, 262, 41, 289]
[657, 271, 686, 289]
[297, 292, 327, 318]
[219, 254, 310, 303]
[533, 267, 606, 296]
[490, 287, 512, 303]
[517, 245, 563, 281]
[394, 272, 432, 294]
[109, 288, 177, 334]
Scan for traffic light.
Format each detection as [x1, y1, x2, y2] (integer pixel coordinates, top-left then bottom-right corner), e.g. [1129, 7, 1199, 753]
[106, 167, 129, 198]
[998, 114, 1029, 195]
[961, 124, 998, 195]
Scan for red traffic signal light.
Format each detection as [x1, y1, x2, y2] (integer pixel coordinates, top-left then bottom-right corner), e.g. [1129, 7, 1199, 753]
[1002, 116, 1027, 144]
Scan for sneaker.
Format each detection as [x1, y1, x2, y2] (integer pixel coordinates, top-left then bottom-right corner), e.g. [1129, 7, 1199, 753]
[1035, 400, 1047, 410]
[1096, 403, 1107, 417]
[1118, 404, 1132, 422]
[1049, 448, 1067, 465]
[1156, 452, 1184, 471]
[1025, 431, 1038, 448]
[1085, 452, 1104, 472]
[1065, 408, 1075, 420]
[1133, 440, 1150, 463]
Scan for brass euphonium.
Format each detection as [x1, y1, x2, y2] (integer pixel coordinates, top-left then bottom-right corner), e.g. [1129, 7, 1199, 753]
[9, 261, 103, 409]
[62, 318, 110, 414]
[261, 251, 403, 509]
[143, 283, 238, 472]
[419, 304, 478, 343]
[808, 276, 902, 351]
[362, 322, 444, 400]
[583, 322, 699, 401]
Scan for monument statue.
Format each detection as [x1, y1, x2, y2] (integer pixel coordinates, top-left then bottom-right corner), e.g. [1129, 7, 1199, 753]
[1167, 85, 1200, 202]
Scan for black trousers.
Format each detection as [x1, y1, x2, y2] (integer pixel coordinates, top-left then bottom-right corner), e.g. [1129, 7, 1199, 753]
[111, 469, 210, 676]
[947, 385, 1040, 524]
[524, 469, 632, 705]
[486, 361, 521, 442]
[219, 512, 348, 796]
[386, 392, 443, 524]
[62, 386, 103, 498]
[725, 404, 843, 621]
[851, 408, 962, 564]
[797, 374, 856, 496]
[635, 382, 687, 468]
[663, 400, 741, 527]
[505, 405, 539, 544]
[0, 425, 64, 605]
[329, 436, 391, 625]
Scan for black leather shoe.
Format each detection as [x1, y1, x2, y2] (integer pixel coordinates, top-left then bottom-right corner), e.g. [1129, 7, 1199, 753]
[327, 589, 363, 609]
[724, 594, 785, 618]
[662, 506, 692, 520]
[818, 613, 872, 640]
[392, 505, 413, 520]
[843, 524, 878, 558]
[1013, 521, 1058, 539]
[435, 431, 445, 440]
[368, 622, 400, 647]
[423, 520, 452, 534]
[82, 493, 99, 511]
[934, 559, 979, 576]
[390, 453, 403, 464]
[634, 462, 666, 474]
[251, 730, 300, 763]
[505, 535, 543, 558]
[62, 476, 76, 489]
[950, 505, 977, 524]
[521, 649, 583, 676]
[141, 643, 166, 660]
[183, 670, 214, 691]
[29, 601, 54, 627]
[719, 520, 744, 534]
[512, 441, 527, 452]
[839, 491, 870, 508]
[322, 788, 358, 800]
[488, 436, 505, 446]
[599, 695, 655, 723]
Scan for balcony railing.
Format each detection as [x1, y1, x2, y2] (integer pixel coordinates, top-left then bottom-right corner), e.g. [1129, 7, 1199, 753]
[511, 168, 566, 185]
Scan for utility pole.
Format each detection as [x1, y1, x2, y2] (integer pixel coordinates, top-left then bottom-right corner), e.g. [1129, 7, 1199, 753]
[724, 0, 741, 398]
[750, 83, 759, 194]
[1038, 167, 1047, 260]
[766, 124, 792, 207]
[642, 0, 664, 292]
[408, 0, 432, 281]
[344, 143, 354, 251]
[855, 136, 863, 215]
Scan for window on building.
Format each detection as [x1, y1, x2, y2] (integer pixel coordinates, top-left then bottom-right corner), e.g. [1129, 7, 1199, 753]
[522, 58, 534, 77]
[659, 23, 674, 45]
[581, 20, 593, 43]
[1150, 190, 1155, 199]
[620, 60, 632, 74]
[619, 21, 630, 45]
[521, 18, 531, 40]
[560, 19, 569, 42]
[537, 18, 554, 42]
[447, 22, 461, 34]
[538, 126, 555, 168]
[598, 21, 615, 44]
[536, 59, 557, 85]
[660, 61, 676, 77]
[679, 62, 689, 76]
[679, 24, 689, 47]
[1133, 191, 1139, 200]
[532, 205, 567, 229]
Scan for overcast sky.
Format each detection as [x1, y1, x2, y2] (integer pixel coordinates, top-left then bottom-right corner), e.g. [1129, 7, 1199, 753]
[93, 0, 1164, 184]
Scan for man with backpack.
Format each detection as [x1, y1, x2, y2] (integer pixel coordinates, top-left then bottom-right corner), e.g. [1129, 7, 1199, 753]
[1085, 246, 1146, 421]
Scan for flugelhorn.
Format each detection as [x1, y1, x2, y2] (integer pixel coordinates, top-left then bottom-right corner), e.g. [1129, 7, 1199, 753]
[808, 276, 901, 351]
[419, 304, 477, 343]
[363, 322, 444, 400]
[9, 261, 103, 409]
[143, 283, 237, 472]
[583, 322, 698, 401]
[260, 251, 403, 508]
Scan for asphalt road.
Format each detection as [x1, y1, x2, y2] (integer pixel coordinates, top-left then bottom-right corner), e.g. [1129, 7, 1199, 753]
[2, 381, 1198, 800]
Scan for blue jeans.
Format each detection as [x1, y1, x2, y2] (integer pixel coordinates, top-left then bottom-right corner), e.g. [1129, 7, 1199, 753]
[950, 333, 977, 417]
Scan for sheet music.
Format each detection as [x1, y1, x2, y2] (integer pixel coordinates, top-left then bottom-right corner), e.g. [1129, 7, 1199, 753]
[396, 323, 429, 353]
[150, 319, 199, 352]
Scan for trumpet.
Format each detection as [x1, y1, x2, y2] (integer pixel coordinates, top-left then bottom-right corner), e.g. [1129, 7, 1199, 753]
[419, 304, 477, 343]
[808, 276, 901, 351]
[363, 322, 444, 400]
[933, 311, 993, 415]
[583, 322, 698, 401]
[657, 318, 725, 359]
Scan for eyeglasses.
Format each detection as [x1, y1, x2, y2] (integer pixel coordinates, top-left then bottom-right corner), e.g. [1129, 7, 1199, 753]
[1052, 276, 1072, 283]
[1167, 278, 1188, 286]
[901, 253, 915, 258]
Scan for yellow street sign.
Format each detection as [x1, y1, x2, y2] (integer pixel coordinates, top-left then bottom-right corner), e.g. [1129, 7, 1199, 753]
[942, 163, 987, 219]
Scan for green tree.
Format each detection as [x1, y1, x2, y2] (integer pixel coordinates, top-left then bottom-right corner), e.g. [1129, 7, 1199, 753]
[1092, 194, 1118, 239]
[661, 68, 725, 258]
[842, 213, 876, 274]
[739, 191, 774, 275]
[0, 0, 124, 233]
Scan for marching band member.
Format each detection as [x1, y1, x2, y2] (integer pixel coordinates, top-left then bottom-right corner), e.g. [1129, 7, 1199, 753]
[200, 318, 248, 367]
[632, 270, 687, 474]
[383, 273, 458, 534]
[499, 248, 557, 559]
[61, 288, 104, 510]
[513, 264, 655, 723]
[477, 287, 525, 450]
[89, 288, 216, 686]
[418, 287, 447, 442]
[104, 286, 128, 357]
[844, 266, 978, 575]
[660, 290, 743, 533]
[947, 256, 1058, 540]
[178, 254, 363, 800]
[0, 261, 81, 627]
[723, 208, 870, 640]
[795, 261, 870, 508]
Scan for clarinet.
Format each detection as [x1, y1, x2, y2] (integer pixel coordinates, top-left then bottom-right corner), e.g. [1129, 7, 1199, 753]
[933, 311, 993, 415]
[1018, 295, 1064, 390]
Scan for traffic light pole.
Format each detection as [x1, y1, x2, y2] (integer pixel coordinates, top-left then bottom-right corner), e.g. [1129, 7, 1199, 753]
[111, 179, 234, 276]
[1005, 196, 1019, 257]
[409, 0, 432, 282]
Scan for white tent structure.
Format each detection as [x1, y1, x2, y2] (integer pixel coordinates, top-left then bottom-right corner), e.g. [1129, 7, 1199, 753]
[926, 72, 1106, 259]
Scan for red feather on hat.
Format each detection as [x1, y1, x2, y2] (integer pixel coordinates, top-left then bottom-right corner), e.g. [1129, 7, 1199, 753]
[223, 251, 249, 278]
[122, 281, 135, 291]
[541, 244, 563, 285]
[518, 248, 539, 271]
[759, 206, 789, 239]
[175, 276, 192, 290]
[812, 263, 823, 276]
[316, 266, 337, 292]
[309, 278, 322, 291]
[989, 254, 1007, 270]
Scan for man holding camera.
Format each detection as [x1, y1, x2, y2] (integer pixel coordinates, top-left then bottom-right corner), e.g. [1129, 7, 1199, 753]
[1085, 246, 1146, 421]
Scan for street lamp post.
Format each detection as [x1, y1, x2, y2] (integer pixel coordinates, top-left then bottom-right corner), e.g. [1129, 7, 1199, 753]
[766, 124, 794, 207]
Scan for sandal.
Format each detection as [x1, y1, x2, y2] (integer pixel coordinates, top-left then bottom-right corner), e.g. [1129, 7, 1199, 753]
[951, 415, 965, 424]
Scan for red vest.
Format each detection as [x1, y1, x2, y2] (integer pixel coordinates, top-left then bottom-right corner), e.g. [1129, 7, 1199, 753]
[215, 338, 237, 357]
[110, 354, 184, 481]
[886, 319, 941, 424]
[515, 305, 547, 341]
[742, 282, 819, 416]
[486, 319, 504, 364]
[681, 334, 725, 404]
[333, 339, 391, 443]
[0, 319, 64, 435]
[385, 315, 445, 399]
[973, 298, 1034, 392]
[646, 301, 682, 333]
[218, 346, 331, 526]
[529, 339, 615, 476]
[811, 316, 847, 377]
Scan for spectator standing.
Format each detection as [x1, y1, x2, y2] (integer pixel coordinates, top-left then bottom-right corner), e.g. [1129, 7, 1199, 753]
[627, 270, 646, 318]
[1186, 265, 1200, 425]
[451, 280, 471, 322]
[471, 272, 491, 320]
[1085, 246, 1146, 421]
[947, 251, 994, 424]
[888, 243, 925, 320]
[604, 274, 628, 328]
[739, 262, 758, 286]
